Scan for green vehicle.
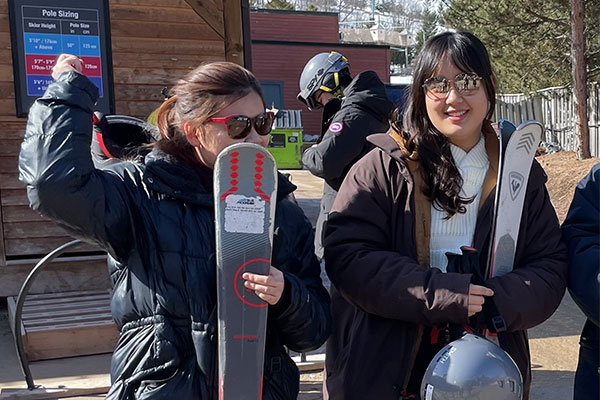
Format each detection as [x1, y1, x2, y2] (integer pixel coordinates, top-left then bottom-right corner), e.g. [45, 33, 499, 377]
[267, 110, 303, 169]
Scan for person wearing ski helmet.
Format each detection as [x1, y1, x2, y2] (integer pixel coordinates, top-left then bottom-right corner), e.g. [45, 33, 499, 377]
[297, 51, 394, 260]
[562, 163, 600, 400]
[323, 31, 567, 400]
[19, 54, 331, 400]
[421, 333, 523, 400]
[297, 51, 350, 112]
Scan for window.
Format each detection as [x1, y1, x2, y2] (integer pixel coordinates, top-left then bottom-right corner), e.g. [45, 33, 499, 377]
[260, 80, 284, 109]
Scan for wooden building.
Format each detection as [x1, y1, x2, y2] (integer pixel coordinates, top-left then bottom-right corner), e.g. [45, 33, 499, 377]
[0, 0, 250, 297]
[250, 9, 391, 136]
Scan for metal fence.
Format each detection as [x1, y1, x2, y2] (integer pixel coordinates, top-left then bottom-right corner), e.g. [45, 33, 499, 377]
[495, 82, 600, 157]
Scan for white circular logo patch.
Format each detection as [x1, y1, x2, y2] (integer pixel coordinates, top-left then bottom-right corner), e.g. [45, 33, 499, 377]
[329, 122, 343, 133]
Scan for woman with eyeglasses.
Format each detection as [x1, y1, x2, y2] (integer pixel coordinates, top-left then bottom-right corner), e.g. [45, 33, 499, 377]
[322, 32, 566, 400]
[19, 54, 331, 399]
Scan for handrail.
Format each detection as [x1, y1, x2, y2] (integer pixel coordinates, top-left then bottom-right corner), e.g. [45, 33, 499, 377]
[13, 240, 83, 390]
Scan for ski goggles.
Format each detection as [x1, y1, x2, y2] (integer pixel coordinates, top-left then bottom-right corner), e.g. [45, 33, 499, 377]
[206, 111, 275, 139]
[422, 73, 482, 99]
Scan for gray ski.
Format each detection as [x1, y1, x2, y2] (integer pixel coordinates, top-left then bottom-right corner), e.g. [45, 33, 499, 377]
[486, 120, 544, 278]
[214, 143, 278, 400]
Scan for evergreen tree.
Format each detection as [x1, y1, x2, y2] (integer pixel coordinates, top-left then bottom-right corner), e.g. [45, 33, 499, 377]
[442, 0, 600, 92]
[265, 0, 295, 10]
[414, 0, 440, 57]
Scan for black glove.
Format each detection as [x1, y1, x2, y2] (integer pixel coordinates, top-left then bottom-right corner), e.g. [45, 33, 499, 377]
[445, 246, 507, 338]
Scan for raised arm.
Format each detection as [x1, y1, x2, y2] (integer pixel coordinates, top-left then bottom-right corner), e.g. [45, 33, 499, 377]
[19, 57, 142, 261]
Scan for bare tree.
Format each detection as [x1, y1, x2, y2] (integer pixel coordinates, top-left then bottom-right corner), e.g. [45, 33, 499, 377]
[571, 0, 591, 159]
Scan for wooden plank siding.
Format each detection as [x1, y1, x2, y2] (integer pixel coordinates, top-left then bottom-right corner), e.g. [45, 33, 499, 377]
[2, 205, 46, 223]
[0, 119, 25, 267]
[7, 290, 119, 361]
[1, 256, 110, 297]
[496, 83, 600, 157]
[0, 188, 5, 266]
[185, 0, 225, 38]
[222, 0, 244, 66]
[109, 0, 226, 119]
[0, 0, 240, 294]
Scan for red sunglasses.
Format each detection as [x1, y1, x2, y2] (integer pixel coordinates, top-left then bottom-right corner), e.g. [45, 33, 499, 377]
[206, 111, 275, 139]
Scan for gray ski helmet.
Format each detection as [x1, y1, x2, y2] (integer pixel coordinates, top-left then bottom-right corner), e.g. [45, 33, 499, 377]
[421, 334, 523, 400]
[297, 51, 349, 111]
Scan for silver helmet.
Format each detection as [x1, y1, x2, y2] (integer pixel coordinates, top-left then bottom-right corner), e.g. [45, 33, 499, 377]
[297, 51, 349, 111]
[421, 333, 523, 400]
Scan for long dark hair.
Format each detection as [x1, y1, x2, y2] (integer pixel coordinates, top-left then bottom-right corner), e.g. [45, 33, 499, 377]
[155, 62, 265, 165]
[395, 31, 496, 218]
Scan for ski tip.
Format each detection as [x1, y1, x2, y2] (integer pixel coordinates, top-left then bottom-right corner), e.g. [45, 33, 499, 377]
[498, 119, 517, 135]
[516, 120, 544, 133]
[497, 119, 516, 154]
[214, 143, 275, 165]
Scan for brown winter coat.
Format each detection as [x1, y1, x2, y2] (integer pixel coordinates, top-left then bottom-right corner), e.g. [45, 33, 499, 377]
[323, 125, 568, 400]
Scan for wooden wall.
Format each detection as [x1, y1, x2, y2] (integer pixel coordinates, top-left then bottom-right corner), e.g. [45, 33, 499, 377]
[110, 0, 226, 119]
[0, 0, 234, 296]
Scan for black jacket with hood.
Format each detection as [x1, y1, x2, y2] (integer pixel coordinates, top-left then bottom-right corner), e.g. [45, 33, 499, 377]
[562, 163, 600, 400]
[301, 71, 394, 258]
[18, 71, 331, 400]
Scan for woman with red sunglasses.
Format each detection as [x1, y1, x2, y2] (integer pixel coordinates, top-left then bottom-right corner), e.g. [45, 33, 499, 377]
[19, 54, 331, 400]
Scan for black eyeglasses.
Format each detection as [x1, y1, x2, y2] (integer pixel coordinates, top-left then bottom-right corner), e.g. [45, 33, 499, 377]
[206, 111, 275, 139]
[422, 73, 482, 99]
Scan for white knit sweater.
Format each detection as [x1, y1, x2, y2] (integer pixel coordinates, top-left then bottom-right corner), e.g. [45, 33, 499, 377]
[429, 135, 489, 271]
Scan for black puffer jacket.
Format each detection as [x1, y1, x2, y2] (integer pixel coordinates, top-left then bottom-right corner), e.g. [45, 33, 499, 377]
[301, 71, 394, 191]
[18, 71, 331, 400]
[301, 71, 394, 258]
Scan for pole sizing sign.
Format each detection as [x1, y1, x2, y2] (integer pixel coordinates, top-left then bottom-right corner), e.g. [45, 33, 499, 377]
[8, 0, 114, 116]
